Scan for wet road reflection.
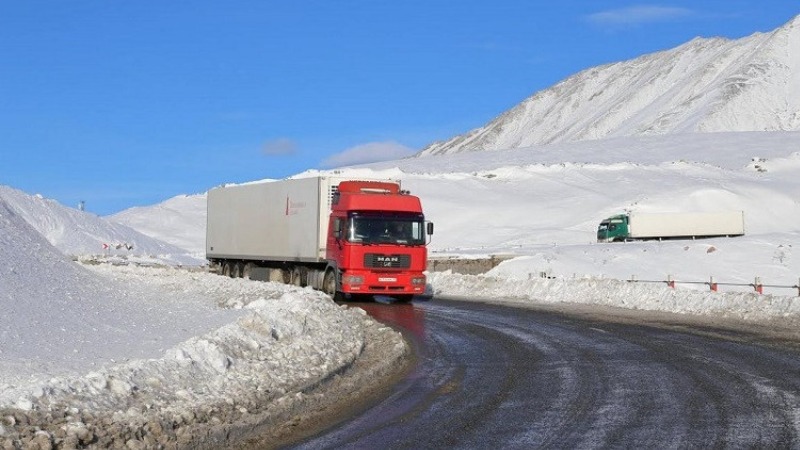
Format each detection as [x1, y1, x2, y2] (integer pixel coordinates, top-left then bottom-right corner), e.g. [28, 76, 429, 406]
[355, 300, 427, 342]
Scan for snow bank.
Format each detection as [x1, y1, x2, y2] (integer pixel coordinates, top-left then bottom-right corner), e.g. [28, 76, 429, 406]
[0, 198, 239, 389]
[0, 265, 406, 448]
[1, 193, 407, 448]
[428, 270, 800, 325]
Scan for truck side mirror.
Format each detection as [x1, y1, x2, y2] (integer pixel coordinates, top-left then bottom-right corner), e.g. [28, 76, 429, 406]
[332, 218, 343, 240]
[426, 222, 434, 235]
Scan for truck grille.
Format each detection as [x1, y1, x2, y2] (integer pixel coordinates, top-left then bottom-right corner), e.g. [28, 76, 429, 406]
[364, 253, 410, 269]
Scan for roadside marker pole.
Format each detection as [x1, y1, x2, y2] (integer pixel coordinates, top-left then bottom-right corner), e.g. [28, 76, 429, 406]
[754, 277, 763, 294]
[709, 276, 718, 292]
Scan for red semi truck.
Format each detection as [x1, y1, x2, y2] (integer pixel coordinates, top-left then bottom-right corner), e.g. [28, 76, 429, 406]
[206, 176, 433, 302]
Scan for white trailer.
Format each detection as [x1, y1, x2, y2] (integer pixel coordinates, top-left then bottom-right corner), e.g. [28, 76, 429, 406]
[206, 177, 344, 264]
[629, 211, 745, 239]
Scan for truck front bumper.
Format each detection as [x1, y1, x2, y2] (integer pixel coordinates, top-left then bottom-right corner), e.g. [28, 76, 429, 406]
[341, 270, 426, 295]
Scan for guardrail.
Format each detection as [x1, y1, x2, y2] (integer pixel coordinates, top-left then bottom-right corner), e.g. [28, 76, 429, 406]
[533, 272, 800, 296]
[627, 275, 800, 296]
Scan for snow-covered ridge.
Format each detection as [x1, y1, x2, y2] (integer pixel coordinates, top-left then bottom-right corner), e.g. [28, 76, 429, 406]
[0, 198, 241, 388]
[419, 15, 800, 156]
[0, 185, 201, 265]
[108, 193, 207, 255]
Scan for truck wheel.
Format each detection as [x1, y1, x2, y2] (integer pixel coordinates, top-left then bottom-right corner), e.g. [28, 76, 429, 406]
[323, 270, 344, 301]
[222, 261, 232, 277]
[323, 270, 336, 296]
[231, 262, 242, 278]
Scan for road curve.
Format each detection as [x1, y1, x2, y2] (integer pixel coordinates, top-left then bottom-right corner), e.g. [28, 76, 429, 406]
[291, 297, 800, 449]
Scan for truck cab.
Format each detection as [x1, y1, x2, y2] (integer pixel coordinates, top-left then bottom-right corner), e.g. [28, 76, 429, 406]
[325, 181, 431, 302]
[597, 214, 629, 242]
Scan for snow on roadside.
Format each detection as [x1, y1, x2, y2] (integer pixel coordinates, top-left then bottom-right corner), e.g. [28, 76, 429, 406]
[428, 269, 800, 326]
[0, 200, 241, 389]
[1, 264, 407, 448]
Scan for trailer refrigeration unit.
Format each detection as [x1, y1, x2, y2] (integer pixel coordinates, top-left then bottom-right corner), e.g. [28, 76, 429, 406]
[206, 176, 433, 302]
[597, 211, 745, 243]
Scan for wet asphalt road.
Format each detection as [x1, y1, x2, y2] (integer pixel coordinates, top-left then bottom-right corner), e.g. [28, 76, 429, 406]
[291, 298, 800, 449]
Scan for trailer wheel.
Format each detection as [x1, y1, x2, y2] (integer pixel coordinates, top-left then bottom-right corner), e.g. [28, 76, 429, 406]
[242, 263, 255, 280]
[291, 267, 303, 287]
[222, 261, 232, 277]
[231, 262, 242, 278]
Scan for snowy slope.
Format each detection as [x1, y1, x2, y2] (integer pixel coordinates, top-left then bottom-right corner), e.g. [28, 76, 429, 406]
[420, 15, 800, 156]
[0, 197, 242, 387]
[108, 193, 207, 255]
[0, 185, 201, 265]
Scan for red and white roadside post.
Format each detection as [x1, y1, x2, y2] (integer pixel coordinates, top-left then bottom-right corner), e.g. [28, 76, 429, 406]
[754, 277, 763, 294]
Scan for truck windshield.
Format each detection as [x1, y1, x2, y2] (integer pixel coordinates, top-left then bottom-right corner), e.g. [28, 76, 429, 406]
[348, 215, 426, 246]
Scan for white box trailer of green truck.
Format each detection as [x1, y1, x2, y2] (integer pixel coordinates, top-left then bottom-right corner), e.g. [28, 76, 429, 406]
[597, 211, 745, 242]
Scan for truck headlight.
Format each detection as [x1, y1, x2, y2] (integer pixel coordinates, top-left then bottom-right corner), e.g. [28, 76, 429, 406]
[342, 274, 364, 285]
[411, 276, 426, 285]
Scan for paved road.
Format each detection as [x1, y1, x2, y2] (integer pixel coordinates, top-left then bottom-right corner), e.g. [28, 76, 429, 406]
[292, 298, 800, 449]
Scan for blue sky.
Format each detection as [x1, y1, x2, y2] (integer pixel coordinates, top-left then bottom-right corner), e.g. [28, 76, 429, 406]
[1, 2, 798, 215]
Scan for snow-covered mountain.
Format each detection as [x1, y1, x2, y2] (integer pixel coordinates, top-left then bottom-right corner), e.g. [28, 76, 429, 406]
[419, 15, 800, 156]
[0, 185, 201, 265]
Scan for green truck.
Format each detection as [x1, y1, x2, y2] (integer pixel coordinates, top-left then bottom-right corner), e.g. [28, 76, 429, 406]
[597, 211, 745, 242]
